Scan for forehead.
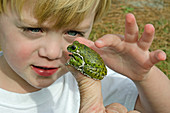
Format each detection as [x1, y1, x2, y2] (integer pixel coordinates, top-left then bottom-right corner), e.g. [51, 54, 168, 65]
[1, 0, 111, 28]
[20, 6, 95, 30]
[18, 0, 96, 29]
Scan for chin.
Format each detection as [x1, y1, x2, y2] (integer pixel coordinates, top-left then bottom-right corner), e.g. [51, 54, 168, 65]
[29, 78, 56, 89]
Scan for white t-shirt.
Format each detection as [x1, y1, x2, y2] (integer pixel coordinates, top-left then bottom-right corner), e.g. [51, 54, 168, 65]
[0, 52, 138, 113]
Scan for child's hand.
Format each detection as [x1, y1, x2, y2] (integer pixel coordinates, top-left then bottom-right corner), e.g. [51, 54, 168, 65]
[93, 13, 166, 81]
[67, 13, 169, 112]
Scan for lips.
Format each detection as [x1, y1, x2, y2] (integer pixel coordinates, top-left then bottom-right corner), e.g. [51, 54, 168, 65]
[31, 65, 59, 77]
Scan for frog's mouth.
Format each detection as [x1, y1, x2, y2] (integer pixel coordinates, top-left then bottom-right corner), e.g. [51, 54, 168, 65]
[69, 53, 83, 61]
[69, 54, 76, 59]
[68, 53, 85, 67]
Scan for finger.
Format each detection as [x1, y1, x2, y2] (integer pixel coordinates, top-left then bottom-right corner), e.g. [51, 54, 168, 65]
[74, 37, 103, 53]
[95, 34, 123, 52]
[105, 103, 128, 113]
[138, 24, 155, 51]
[67, 64, 104, 112]
[66, 65, 80, 77]
[125, 13, 139, 42]
[74, 37, 95, 47]
[150, 50, 166, 65]
[66, 65, 86, 80]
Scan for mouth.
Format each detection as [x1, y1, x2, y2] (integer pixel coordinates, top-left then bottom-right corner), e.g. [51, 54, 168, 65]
[31, 65, 59, 77]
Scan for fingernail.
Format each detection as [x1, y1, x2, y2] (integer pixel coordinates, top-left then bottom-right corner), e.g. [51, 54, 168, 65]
[95, 40, 103, 44]
[158, 52, 166, 61]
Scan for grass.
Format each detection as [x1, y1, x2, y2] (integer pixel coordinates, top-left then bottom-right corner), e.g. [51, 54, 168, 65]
[89, 0, 170, 78]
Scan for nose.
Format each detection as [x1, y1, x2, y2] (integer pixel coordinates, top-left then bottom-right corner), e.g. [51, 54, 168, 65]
[38, 36, 63, 60]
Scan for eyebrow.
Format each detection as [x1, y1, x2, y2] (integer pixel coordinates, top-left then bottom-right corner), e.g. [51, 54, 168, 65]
[17, 18, 92, 31]
[74, 25, 91, 31]
[17, 18, 40, 27]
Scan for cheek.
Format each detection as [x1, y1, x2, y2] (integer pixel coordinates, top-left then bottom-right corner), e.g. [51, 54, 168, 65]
[17, 44, 33, 61]
[2, 35, 34, 66]
[62, 41, 72, 61]
[63, 48, 71, 62]
[64, 52, 70, 61]
[5, 42, 35, 69]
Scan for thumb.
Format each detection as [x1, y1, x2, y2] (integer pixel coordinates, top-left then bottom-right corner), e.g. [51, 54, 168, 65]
[66, 65, 105, 113]
[150, 50, 166, 65]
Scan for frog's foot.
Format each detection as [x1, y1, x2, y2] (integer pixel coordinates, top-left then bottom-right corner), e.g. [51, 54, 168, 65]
[82, 71, 103, 80]
[83, 66, 105, 80]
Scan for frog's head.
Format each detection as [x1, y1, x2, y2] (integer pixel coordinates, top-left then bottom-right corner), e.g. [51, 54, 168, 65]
[67, 41, 80, 53]
[66, 40, 107, 80]
[66, 41, 85, 67]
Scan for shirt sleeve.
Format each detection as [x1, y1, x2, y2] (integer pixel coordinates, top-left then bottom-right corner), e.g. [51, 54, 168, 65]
[101, 67, 138, 111]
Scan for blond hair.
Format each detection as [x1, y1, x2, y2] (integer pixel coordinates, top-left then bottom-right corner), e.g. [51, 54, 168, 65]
[0, 0, 111, 28]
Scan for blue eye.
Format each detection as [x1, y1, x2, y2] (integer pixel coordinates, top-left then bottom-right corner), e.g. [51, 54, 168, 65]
[67, 31, 78, 36]
[67, 30, 84, 37]
[23, 27, 43, 33]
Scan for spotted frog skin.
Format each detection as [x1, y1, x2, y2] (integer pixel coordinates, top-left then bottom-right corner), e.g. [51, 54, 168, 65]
[66, 41, 107, 80]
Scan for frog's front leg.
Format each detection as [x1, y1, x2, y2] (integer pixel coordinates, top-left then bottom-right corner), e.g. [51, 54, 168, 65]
[83, 64, 104, 80]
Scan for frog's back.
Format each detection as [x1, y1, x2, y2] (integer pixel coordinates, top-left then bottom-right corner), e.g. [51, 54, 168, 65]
[79, 44, 104, 65]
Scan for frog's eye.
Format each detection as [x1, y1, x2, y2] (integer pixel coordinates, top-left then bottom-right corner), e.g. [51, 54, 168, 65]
[71, 45, 76, 50]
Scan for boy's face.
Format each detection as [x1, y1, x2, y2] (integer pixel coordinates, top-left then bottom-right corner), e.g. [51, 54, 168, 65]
[0, 4, 94, 92]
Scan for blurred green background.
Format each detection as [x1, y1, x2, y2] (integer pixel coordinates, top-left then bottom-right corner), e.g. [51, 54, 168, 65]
[89, 0, 170, 78]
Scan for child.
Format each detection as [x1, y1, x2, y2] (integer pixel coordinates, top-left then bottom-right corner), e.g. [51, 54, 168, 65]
[0, 0, 169, 113]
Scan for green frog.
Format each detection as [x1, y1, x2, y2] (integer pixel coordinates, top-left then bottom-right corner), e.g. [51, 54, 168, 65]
[66, 41, 107, 80]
